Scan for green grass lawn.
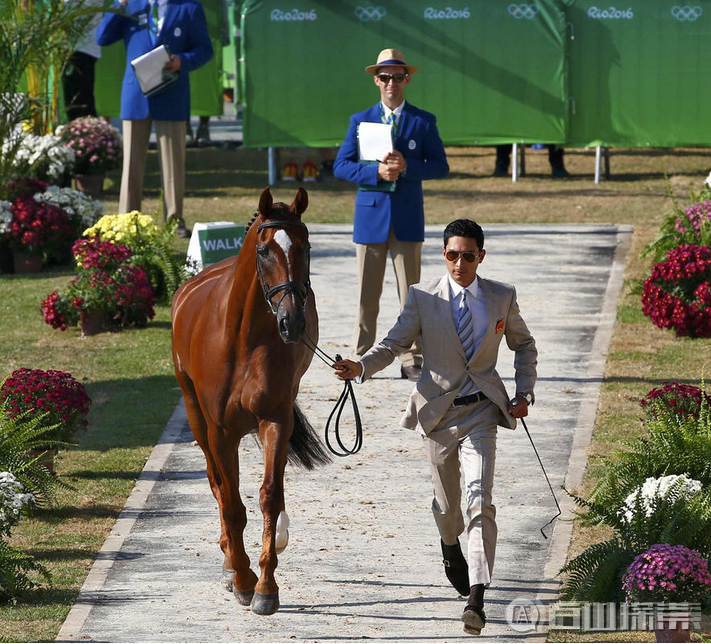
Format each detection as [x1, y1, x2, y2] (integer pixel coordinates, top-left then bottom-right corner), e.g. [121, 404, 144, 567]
[1, 144, 711, 642]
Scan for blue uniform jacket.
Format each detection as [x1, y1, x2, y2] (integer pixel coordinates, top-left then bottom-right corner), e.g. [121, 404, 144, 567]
[333, 102, 449, 244]
[96, 0, 213, 121]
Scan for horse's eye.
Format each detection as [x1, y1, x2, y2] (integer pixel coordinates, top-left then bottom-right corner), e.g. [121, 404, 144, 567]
[257, 246, 269, 257]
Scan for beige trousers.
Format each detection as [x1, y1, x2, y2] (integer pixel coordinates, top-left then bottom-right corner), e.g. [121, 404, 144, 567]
[119, 118, 186, 221]
[353, 227, 422, 367]
[424, 399, 499, 586]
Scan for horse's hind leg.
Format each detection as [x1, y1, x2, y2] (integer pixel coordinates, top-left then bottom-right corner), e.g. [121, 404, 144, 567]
[251, 415, 291, 616]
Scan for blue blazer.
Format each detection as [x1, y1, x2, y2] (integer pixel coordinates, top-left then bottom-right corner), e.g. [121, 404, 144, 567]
[96, 0, 213, 121]
[333, 102, 449, 244]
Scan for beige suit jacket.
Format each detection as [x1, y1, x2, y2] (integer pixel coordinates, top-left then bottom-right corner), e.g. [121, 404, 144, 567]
[360, 274, 538, 435]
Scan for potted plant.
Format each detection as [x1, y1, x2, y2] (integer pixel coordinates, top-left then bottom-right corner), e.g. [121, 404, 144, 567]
[2, 193, 74, 273]
[0, 368, 91, 448]
[41, 237, 156, 334]
[641, 244, 711, 338]
[58, 117, 121, 198]
[641, 381, 711, 421]
[623, 544, 711, 642]
[84, 211, 188, 300]
[6, 132, 75, 186]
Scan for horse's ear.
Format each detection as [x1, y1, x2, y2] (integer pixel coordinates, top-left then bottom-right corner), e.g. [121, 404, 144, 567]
[290, 187, 308, 217]
[258, 187, 273, 215]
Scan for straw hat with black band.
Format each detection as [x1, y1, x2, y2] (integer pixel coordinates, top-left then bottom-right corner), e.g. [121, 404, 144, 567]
[365, 48, 419, 76]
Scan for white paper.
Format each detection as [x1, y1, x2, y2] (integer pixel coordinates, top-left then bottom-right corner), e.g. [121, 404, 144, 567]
[358, 122, 393, 162]
[131, 45, 171, 95]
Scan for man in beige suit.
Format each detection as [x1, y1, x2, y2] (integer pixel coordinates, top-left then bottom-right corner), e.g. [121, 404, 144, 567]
[334, 219, 537, 635]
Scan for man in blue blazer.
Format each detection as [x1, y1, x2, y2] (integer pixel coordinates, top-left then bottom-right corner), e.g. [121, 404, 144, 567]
[96, 0, 212, 237]
[334, 48, 449, 380]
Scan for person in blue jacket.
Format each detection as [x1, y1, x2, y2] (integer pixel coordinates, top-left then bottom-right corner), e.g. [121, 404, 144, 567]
[96, 0, 213, 237]
[334, 48, 449, 381]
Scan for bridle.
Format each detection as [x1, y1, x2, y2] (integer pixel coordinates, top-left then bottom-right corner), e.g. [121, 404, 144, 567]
[255, 219, 311, 316]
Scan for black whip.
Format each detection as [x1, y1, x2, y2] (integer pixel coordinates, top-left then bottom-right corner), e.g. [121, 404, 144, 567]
[300, 333, 363, 457]
[520, 416, 561, 539]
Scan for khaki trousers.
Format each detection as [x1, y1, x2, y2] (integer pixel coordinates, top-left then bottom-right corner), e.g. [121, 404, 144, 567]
[424, 399, 499, 586]
[353, 227, 422, 367]
[119, 118, 186, 221]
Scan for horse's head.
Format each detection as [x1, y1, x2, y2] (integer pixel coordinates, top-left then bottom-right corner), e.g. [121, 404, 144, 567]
[254, 186, 311, 343]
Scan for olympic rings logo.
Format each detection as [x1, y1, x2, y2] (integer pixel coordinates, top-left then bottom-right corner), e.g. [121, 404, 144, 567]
[508, 4, 540, 19]
[354, 6, 386, 21]
[671, 6, 703, 20]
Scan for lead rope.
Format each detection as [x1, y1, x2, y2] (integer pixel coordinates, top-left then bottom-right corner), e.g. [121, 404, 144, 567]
[520, 417, 562, 538]
[300, 331, 363, 456]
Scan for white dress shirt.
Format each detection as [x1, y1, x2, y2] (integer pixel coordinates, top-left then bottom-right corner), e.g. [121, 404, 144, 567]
[149, 0, 169, 32]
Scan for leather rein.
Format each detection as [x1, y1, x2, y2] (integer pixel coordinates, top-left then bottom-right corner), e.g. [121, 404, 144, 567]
[254, 217, 363, 457]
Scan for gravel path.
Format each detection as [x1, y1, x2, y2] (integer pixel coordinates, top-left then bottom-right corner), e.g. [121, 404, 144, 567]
[57, 223, 631, 643]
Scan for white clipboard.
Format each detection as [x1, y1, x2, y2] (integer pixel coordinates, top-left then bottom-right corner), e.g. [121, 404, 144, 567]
[357, 122, 393, 162]
[130, 45, 178, 97]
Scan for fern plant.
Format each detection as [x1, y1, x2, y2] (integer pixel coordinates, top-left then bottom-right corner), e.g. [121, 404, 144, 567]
[0, 398, 67, 505]
[561, 489, 711, 602]
[0, 539, 49, 603]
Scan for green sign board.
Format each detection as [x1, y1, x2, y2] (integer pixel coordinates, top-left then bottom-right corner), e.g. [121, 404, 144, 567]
[197, 225, 246, 265]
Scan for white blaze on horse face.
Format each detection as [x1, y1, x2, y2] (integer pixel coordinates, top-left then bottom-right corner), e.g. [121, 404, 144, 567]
[273, 229, 292, 258]
[275, 510, 290, 554]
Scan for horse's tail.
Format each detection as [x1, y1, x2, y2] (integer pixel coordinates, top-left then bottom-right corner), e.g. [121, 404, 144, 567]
[288, 403, 331, 470]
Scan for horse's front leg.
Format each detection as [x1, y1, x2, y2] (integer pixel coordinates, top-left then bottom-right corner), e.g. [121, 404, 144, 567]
[251, 414, 291, 615]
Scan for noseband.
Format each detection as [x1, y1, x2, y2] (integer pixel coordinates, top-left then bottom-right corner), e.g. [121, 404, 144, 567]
[255, 219, 311, 316]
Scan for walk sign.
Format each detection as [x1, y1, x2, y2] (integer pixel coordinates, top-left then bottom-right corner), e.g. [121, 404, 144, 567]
[186, 221, 246, 273]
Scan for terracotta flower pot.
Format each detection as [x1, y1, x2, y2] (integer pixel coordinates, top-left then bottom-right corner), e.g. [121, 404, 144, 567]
[27, 448, 58, 475]
[80, 309, 112, 336]
[74, 174, 105, 199]
[13, 251, 43, 274]
[655, 613, 692, 643]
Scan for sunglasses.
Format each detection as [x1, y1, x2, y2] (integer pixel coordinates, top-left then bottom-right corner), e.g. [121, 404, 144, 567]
[376, 73, 408, 84]
[445, 250, 481, 263]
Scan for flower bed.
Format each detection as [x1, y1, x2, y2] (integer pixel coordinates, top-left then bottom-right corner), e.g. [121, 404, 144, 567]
[2, 133, 75, 185]
[641, 244, 711, 337]
[641, 381, 711, 420]
[0, 368, 91, 442]
[41, 237, 157, 332]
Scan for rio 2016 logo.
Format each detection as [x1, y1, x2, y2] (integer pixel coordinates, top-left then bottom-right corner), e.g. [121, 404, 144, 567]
[671, 6, 702, 20]
[270, 8, 317, 21]
[508, 4, 540, 19]
[424, 7, 471, 19]
[587, 6, 634, 18]
[354, 6, 386, 21]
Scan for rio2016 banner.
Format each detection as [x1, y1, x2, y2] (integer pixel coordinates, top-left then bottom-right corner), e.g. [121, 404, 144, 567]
[239, 0, 568, 147]
[240, 0, 711, 148]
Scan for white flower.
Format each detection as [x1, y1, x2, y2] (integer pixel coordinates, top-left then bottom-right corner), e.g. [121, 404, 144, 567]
[705, 171, 711, 189]
[620, 474, 702, 522]
[2, 133, 75, 182]
[0, 471, 34, 534]
[0, 200, 13, 234]
[34, 186, 104, 228]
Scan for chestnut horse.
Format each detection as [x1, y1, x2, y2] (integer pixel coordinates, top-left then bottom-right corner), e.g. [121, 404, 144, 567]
[171, 187, 329, 616]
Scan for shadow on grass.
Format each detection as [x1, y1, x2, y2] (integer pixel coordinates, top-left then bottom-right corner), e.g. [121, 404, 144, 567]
[33, 504, 120, 521]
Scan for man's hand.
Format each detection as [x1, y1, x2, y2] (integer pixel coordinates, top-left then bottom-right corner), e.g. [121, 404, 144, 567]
[377, 150, 407, 181]
[165, 54, 182, 72]
[333, 359, 363, 381]
[507, 395, 529, 418]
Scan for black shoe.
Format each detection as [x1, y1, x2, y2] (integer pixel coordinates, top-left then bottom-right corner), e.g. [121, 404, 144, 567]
[462, 604, 486, 635]
[492, 164, 508, 177]
[176, 225, 191, 239]
[400, 365, 422, 381]
[551, 166, 571, 178]
[441, 540, 470, 596]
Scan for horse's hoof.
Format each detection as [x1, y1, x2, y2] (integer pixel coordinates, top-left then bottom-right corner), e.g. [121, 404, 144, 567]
[234, 587, 255, 606]
[221, 568, 235, 593]
[251, 591, 280, 615]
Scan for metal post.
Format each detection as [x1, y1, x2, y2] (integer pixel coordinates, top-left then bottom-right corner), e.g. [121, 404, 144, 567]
[268, 147, 277, 185]
[512, 143, 519, 183]
[594, 146, 602, 184]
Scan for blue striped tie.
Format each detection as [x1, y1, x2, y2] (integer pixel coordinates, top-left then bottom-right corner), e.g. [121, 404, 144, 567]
[457, 290, 477, 395]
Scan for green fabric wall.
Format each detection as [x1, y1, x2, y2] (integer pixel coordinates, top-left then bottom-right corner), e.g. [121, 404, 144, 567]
[240, 0, 568, 147]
